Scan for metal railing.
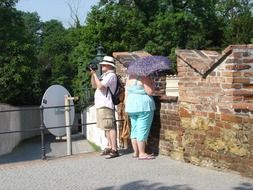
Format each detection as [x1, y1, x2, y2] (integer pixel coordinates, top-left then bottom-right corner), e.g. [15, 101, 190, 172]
[0, 100, 123, 160]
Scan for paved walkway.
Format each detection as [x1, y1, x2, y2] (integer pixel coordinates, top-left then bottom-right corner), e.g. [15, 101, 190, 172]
[0, 134, 253, 190]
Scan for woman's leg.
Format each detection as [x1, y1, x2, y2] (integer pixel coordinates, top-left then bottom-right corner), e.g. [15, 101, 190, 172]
[137, 140, 147, 157]
[131, 138, 139, 157]
[136, 111, 154, 158]
[129, 113, 139, 157]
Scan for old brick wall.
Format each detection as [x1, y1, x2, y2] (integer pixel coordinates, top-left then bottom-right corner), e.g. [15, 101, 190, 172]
[148, 96, 181, 157]
[176, 45, 253, 177]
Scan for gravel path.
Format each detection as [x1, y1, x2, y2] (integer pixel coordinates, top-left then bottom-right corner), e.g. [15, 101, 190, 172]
[1, 150, 253, 190]
[1, 134, 253, 190]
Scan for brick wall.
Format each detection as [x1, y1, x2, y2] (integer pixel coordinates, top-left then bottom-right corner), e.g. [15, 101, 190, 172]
[148, 96, 181, 157]
[113, 46, 253, 178]
[176, 45, 253, 177]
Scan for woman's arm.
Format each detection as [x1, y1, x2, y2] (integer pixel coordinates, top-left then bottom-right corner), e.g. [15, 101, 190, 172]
[141, 76, 155, 95]
[124, 75, 129, 104]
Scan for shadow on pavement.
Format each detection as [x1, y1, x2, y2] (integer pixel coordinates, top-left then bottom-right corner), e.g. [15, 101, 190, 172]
[97, 180, 194, 190]
[233, 182, 253, 190]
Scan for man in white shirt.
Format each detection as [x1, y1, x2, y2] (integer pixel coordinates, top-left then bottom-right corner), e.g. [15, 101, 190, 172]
[90, 56, 119, 159]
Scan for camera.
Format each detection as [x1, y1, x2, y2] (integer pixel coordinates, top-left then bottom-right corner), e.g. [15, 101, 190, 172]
[86, 63, 98, 71]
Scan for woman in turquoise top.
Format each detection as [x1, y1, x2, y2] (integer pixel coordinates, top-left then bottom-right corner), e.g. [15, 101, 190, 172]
[125, 75, 156, 160]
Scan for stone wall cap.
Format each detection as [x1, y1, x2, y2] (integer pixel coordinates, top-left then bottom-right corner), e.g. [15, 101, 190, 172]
[223, 44, 253, 54]
[175, 44, 253, 77]
[175, 49, 222, 76]
[112, 51, 151, 67]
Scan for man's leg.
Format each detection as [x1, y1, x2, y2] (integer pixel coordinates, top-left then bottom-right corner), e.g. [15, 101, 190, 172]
[109, 128, 117, 151]
[105, 128, 119, 159]
[105, 130, 111, 149]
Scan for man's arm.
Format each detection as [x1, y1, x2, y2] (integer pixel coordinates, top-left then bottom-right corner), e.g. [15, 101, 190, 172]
[91, 75, 97, 89]
[90, 70, 106, 90]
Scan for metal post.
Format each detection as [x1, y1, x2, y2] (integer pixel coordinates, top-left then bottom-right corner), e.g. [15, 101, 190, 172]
[65, 95, 72, 156]
[80, 110, 84, 136]
[40, 105, 46, 160]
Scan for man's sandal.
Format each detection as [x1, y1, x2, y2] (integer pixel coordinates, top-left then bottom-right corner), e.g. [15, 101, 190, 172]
[105, 150, 119, 159]
[100, 148, 112, 156]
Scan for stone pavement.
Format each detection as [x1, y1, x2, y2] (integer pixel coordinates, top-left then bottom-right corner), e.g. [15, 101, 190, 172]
[0, 134, 253, 190]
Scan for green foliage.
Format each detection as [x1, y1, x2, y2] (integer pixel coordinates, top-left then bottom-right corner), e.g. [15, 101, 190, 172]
[0, 3, 41, 105]
[0, 0, 18, 8]
[38, 20, 76, 95]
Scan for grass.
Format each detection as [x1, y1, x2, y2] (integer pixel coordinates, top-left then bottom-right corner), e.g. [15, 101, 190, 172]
[87, 140, 101, 152]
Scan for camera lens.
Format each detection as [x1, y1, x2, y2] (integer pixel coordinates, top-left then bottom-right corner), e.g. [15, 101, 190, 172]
[86, 63, 98, 71]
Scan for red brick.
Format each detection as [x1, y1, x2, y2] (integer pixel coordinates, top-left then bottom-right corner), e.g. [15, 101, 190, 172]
[208, 112, 215, 119]
[232, 103, 253, 111]
[225, 90, 252, 96]
[225, 77, 250, 84]
[226, 65, 251, 70]
[208, 128, 221, 138]
[222, 72, 241, 77]
[199, 92, 214, 96]
[244, 97, 253, 102]
[179, 107, 191, 118]
[225, 58, 242, 64]
[224, 123, 232, 129]
[233, 52, 243, 58]
[177, 72, 186, 77]
[244, 72, 253, 77]
[222, 84, 242, 89]
[185, 83, 197, 87]
[233, 78, 251, 84]
[216, 122, 223, 128]
[243, 84, 253, 89]
[220, 96, 243, 102]
[221, 113, 242, 123]
[243, 58, 253, 63]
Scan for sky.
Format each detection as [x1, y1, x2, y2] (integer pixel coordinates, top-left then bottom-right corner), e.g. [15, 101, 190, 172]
[16, 0, 100, 28]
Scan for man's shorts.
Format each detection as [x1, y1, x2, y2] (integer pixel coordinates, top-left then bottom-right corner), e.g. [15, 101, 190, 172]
[96, 107, 116, 130]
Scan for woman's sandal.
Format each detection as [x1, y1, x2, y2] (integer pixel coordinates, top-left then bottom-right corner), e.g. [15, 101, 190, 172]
[105, 150, 119, 159]
[100, 148, 112, 156]
[138, 154, 155, 160]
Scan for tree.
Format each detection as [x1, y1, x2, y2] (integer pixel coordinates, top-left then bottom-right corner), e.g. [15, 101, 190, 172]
[20, 11, 42, 47]
[0, 2, 42, 105]
[216, 0, 253, 46]
[38, 20, 75, 94]
[0, 0, 18, 8]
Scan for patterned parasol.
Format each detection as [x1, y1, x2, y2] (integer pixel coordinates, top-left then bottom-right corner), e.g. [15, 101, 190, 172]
[126, 56, 172, 76]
